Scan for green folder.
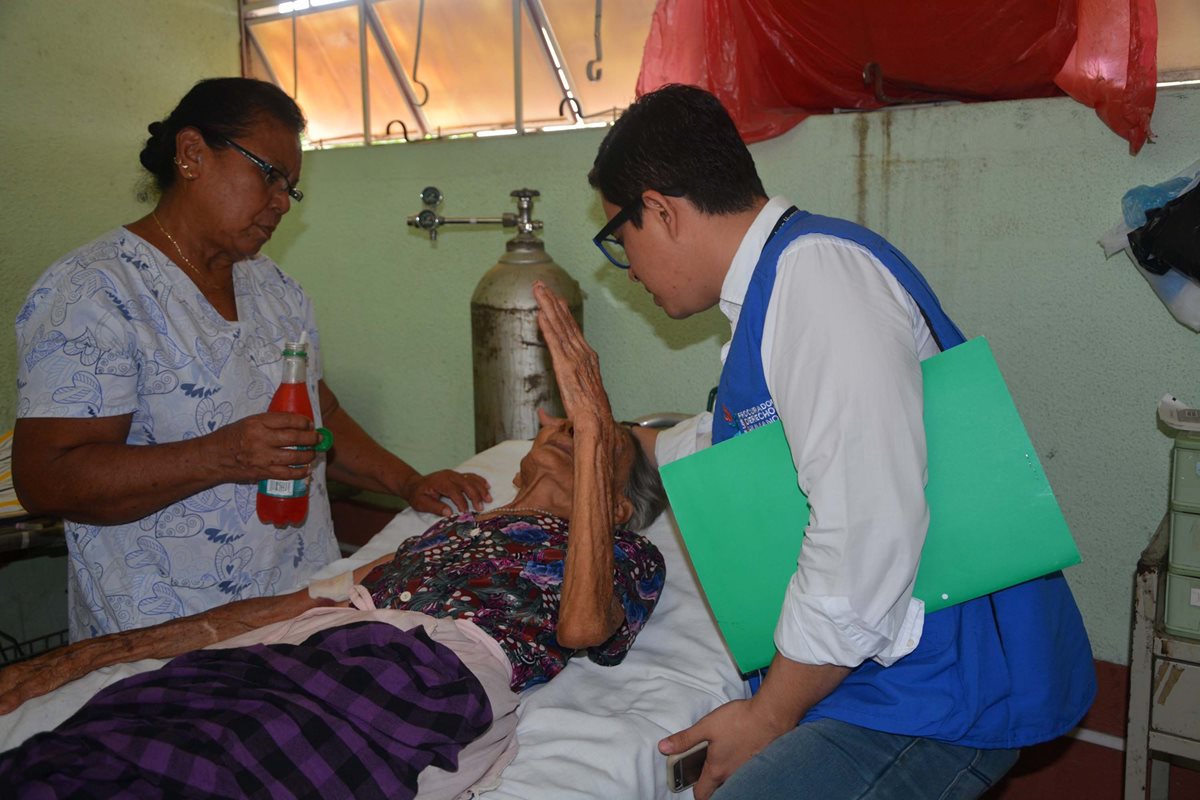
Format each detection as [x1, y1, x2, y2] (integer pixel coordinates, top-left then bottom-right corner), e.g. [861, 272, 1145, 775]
[660, 337, 1082, 674]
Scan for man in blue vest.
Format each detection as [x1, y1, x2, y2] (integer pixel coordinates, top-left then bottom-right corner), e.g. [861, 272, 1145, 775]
[585, 84, 1095, 799]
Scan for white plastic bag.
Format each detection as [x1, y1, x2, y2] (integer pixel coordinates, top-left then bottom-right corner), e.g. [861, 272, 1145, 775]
[1100, 159, 1200, 331]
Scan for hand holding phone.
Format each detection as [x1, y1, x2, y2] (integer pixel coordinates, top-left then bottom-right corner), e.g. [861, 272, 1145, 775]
[666, 740, 709, 793]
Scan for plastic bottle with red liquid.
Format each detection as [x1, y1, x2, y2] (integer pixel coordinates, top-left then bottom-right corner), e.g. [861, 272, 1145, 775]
[257, 340, 315, 527]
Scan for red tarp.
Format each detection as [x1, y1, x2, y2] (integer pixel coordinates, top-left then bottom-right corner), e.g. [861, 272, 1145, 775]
[637, 0, 1157, 154]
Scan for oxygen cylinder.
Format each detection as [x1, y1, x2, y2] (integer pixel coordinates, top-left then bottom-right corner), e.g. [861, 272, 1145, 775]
[471, 212, 581, 452]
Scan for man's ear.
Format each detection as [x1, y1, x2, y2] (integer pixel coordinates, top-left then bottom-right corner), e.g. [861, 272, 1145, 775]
[641, 190, 684, 241]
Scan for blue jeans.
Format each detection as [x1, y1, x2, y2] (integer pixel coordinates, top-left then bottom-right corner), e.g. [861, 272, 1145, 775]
[711, 718, 1019, 800]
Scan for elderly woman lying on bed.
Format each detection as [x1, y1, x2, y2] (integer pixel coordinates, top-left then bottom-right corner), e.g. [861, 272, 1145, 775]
[0, 283, 665, 799]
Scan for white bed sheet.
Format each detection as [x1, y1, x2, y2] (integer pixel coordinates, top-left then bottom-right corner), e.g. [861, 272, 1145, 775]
[0, 440, 746, 799]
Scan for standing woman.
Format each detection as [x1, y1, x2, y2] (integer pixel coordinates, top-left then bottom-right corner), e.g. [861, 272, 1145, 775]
[13, 78, 489, 641]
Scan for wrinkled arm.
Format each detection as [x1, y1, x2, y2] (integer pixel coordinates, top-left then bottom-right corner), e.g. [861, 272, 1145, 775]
[0, 589, 320, 714]
[534, 282, 624, 649]
[0, 554, 394, 714]
[556, 420, 624, 648]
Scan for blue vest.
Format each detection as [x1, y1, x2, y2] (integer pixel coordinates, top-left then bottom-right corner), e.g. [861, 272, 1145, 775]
[713, 211, 1096, 748]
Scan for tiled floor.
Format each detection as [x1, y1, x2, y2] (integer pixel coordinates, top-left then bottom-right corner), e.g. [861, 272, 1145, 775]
[986, 660, 1200, 798]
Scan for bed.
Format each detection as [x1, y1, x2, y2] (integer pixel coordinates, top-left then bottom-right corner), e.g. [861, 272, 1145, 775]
[0, 440, 746, 798]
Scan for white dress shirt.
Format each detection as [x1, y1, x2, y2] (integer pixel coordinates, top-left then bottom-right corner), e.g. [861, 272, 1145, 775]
[657, 196, 941, 668]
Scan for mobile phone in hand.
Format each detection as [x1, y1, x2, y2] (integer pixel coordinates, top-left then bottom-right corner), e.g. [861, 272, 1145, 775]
[666, 741, 709, 793]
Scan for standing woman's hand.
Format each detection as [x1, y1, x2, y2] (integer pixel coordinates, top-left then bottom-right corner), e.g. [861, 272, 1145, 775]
[206, 411, 320, 484]
[532, 281, 614, 433]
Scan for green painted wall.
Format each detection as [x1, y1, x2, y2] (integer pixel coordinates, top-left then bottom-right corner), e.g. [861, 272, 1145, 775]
[0, 0, 239, 428]
[3, 0, 1199, 665]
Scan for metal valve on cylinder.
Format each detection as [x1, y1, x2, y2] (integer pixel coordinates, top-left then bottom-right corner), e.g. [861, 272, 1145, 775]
[407, 187, 582, 452]
[407, 185, 520, 241]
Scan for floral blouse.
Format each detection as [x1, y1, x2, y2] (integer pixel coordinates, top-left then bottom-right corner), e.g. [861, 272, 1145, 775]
[360, 511, 666, 691]
[15, 229, 338, 640]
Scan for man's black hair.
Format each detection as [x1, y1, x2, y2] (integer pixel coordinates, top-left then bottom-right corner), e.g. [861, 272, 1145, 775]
[588, 84, 766, 227]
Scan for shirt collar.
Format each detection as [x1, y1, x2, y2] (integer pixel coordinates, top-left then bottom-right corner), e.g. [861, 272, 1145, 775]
[718, 196, 796, 325]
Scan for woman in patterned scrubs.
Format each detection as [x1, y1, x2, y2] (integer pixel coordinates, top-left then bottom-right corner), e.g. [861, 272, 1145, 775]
[12, 78, 489, 641]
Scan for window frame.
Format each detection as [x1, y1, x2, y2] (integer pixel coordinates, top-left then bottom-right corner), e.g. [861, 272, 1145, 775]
[239, 0, 625, 147]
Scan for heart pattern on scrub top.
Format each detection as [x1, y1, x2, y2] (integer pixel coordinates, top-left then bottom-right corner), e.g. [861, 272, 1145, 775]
[138, 582, 185, 617]
[245, 368, 273, 400]
[128, 292, 168, 334]
[23, 326, 66, 370]
[195, 397, 233, 433]
[125, 535, 171, 576]
[234, 483, 258, 523]
[216, 544, 254, 580]
[52, 371, 102, 414]
[197, 336, 233, 377]
[155, 503, 204, 539]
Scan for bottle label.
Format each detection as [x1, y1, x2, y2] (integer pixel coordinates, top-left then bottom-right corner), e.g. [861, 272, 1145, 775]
[258, 478, 308, 499]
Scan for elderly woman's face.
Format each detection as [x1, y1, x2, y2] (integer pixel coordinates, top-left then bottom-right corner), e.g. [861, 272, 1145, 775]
[205, 117, 302, 260]
[516, 413, 636, 499]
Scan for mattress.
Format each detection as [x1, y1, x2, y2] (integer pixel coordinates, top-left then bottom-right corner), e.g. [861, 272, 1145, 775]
[0, 440, 746, 798]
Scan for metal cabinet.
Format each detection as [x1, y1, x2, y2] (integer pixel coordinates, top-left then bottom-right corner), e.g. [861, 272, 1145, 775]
[1126, 517, 1200, 799]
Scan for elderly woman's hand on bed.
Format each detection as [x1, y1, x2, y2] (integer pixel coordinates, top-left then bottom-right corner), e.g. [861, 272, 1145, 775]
[399, 469, 492, 516]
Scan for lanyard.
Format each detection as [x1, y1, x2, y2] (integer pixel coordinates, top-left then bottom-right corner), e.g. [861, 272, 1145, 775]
[762, 205, 800, 254]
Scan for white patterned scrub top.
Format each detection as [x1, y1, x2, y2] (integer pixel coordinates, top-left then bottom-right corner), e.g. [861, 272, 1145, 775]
[15, 228, 340, 640]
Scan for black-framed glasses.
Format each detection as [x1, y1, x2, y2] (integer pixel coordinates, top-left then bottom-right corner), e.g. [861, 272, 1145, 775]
[591, 189, 684, 268]
[222, 138, 303, 202]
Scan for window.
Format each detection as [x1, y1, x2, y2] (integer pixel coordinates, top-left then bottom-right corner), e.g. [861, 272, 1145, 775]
[240, 0, 656, 146]
[1158, 0, 1200, 86]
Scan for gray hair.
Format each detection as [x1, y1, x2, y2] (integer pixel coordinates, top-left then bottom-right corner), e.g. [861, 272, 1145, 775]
[621, 427, 667, 531]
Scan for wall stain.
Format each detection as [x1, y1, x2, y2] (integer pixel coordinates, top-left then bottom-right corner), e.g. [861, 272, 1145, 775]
[855, 114, 869, 225]
[881, 111, 893, 232]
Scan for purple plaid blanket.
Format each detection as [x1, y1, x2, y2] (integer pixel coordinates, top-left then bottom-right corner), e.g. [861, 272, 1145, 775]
[0, 621, 492, 799]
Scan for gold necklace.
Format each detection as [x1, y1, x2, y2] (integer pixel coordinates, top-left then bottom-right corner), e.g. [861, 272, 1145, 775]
[151, 211, 222, 290]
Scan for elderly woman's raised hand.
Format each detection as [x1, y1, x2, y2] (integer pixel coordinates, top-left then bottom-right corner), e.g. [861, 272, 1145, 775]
[208, 412, 321, 483]
[532, 281, 615, 434]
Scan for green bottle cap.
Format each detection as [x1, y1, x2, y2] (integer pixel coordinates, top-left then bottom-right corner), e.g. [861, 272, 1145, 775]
[298, 427, 334, 452]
